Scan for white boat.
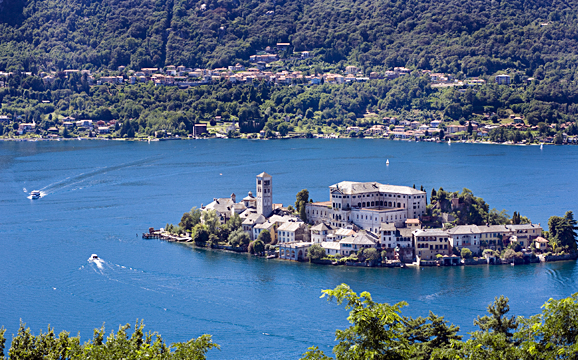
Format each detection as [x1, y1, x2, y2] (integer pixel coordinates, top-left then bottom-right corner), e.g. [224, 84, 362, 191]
[88, 254, 99, 261]
[386, 159, 390, 165]
[30, 190, 41, 199]
[448, 139, 451, 145]
[540, 143, 543, 150]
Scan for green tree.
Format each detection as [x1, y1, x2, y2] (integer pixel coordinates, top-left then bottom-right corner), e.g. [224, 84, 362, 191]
[307, 244, 326, 262]
[295, 189, 309, 212]
[249, 240, 265, 254]
[461, 248, 473, 259]
[361, 248, 379, 262]
[192, 225, 210, 247]
[401, 312, 461, 359]
[299, 201, 308, 223]
[548, 211, 578, 252]
[179, 207, 202, 232]
[202, 209, 220, 235]
[517, 293, 578, 359]
[300, 284, 410, 360]
[257, 229, 272, 244]
[228, 228, 250, 247]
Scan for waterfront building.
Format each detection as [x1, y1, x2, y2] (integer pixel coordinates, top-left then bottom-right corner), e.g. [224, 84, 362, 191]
[506, 223, 543, 248]
[447, 225, 482, 253]
[477, 224, 513, 251]
[380, 223, 413, 249]
[337, 232, 378, 256]
[413, 229, 452, 260]
[279, 242, 312, 261]
[306, 181, 427, 232]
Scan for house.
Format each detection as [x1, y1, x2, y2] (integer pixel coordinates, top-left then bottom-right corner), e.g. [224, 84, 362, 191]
[506, 223, 543, 249]
[18, 122, 36, 134]
[311, 222, 333, 243]
[495, 74, 511, 85]
[447, 225, 481, 254]
[477, 224, 513, 251]
[430, 120, 441, 128]
[380, 223, 413, 249]
[279, 241, 311, 261]
[98, 126, 110, 134]
[193, 123, 208, 137]
[276, 43, 290, 51]
[277, 221, 306, 244]
[338, 232, 378, 256]
[446, 125, 467, 134]
[0, 115, 11, 123]
[321, 241, 341, 256]
[75, 120, 93, 130]
[301, 51, 310, 58]
[345, 66, 359, 74]
[202, 194, 238, 223]
[413, 228, 452, 260]
[534, 236, 548, 250]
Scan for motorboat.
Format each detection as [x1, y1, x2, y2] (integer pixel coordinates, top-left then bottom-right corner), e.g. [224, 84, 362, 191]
[30, 190, 41, 199]
[89, 254, 99, 261]
[386, 159, 390, 165]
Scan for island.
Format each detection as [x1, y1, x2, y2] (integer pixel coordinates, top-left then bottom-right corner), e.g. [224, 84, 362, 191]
[145, 172, 578, 267]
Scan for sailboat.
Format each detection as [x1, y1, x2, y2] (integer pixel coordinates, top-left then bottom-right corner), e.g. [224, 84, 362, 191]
[540, 143, 543, 150]
[448, 139, 451, 145]
[386, 159, 390, 166]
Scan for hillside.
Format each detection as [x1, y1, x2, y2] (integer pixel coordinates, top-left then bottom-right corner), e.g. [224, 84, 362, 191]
[1, 0, 578, 77]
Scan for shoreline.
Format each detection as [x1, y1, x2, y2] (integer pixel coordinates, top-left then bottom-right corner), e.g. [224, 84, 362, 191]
[149, 232, 578, 268]
[0, 136, 572, 147]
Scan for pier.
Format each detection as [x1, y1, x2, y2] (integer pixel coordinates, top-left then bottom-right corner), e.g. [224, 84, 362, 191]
[142, 228, 191, 242]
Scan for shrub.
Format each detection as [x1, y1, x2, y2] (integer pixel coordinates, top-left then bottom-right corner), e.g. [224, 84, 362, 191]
[461, 248, 473, 259]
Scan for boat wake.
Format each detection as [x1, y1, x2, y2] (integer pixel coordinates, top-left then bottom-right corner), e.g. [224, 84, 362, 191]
[28, 157, 159, 198]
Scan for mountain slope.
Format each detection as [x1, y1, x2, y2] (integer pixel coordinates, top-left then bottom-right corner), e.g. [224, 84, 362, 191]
[1, 0, 578, 78]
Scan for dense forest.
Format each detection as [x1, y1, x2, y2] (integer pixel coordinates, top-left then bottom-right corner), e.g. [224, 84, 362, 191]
[2, 0, 578, 78]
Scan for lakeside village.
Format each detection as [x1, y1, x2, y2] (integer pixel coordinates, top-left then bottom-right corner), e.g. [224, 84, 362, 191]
[144, 172, 577, 267]
[2, 42, 578, 145]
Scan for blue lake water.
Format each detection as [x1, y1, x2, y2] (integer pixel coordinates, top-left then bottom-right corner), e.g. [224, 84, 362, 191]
[1, 139, 578, 359]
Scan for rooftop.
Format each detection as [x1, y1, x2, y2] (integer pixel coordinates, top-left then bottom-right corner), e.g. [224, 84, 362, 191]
[330, 181, 426, 196]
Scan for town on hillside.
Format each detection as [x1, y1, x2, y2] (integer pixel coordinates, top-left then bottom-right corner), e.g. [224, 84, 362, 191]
[2, 42, 577, 144]
[146, 172, 565, 267]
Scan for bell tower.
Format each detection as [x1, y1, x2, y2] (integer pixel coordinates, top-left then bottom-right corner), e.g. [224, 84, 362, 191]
[256, 172, 273, 217]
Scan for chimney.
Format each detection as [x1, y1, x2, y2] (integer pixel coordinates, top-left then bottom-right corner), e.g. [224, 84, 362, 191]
[231, 193, 236, 203]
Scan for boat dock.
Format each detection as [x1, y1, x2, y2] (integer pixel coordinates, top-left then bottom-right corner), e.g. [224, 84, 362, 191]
[142, 228, 192, 242]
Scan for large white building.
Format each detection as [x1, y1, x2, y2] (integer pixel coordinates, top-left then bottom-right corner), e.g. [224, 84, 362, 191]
[306, 181, 427, 232]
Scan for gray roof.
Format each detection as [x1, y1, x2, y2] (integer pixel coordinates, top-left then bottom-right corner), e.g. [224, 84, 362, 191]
[446, 225, 481, 235]
[506, 223, 542, 231]
[278, 221, 304, 232]
[413, 229, 449, 237]
[311, 222, 333, 231]
[330, 181, 425, 196]
[479, 224, 511, 233]
[340, 232, 377, 246]
[204, 197, 235, 214]
[380, 223, 397, 231]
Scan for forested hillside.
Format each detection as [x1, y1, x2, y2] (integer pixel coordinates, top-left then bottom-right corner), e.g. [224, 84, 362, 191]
[1, 0, 578, 77]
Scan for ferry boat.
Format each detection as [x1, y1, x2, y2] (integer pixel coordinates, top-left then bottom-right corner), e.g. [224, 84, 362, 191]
[30, 190, 41, 199]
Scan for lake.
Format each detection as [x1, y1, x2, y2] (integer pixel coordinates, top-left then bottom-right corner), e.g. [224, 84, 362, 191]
[1, 139, 578, 359]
